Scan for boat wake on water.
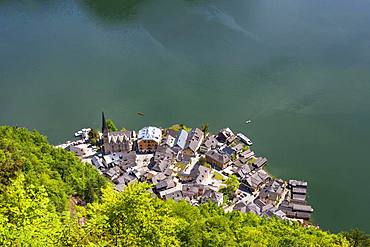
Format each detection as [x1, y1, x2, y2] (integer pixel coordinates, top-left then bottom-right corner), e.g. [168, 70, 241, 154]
[193, 5, 264, 43]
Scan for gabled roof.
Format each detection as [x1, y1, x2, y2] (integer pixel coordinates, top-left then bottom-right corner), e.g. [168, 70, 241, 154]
[203, 135, 218, 149]
[201, 189, 223, 205]
[236, 164, 252, 178]
[292, 187, 307, 194]
[155, 178, 176, 191]
[292, 193, 306, 201]
[233, 201, 247, 212]
[216, 128, 235, 143]
[205, 149, 230, 164]
[184, 128, 204, 152]
[196, 166, 211, 184]
[174, 129, 188, 149]
[163, 190, 183, 201]
[251, 157, 268, 169]
[182, 184, 205, 198]
[240, 150, 255, 159]
[151, 173, 167, 184]
[289, 180, 308, 188]
[138, 126, 162, 142]
[151, 147, 175, 172]
[245, 203, 261, 215]
[292, 204, 313, 213]
[107, 131, 133, 144]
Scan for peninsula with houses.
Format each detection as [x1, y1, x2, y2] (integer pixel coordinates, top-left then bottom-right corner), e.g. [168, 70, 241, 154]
[58, 113, 314, 224]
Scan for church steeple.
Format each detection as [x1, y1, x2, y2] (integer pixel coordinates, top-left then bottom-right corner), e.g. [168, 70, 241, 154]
[102, 112, 108, 134]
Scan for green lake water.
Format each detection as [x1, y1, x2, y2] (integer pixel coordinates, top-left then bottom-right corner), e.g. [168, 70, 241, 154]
[1, 0, 369, 232]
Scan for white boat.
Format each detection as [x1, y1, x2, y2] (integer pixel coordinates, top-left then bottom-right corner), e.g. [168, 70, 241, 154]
[237, 133, 253, 146]
[245, 120, 252, 124]
[74, 130, 83, 137]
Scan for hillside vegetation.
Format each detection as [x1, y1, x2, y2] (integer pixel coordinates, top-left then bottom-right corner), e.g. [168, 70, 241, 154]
[0, 126, 367, 246]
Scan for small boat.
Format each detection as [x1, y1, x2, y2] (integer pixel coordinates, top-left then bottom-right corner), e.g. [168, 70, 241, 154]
[245, 120, 252, 124]
[74, 130, 83, 137]
[137, 112, 145, 116]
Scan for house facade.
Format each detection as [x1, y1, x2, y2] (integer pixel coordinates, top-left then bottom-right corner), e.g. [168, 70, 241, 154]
[137, 126, 162, 153]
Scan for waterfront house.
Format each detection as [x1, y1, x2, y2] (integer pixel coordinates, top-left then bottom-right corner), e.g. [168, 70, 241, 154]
[278, 188, 313, 220]
[288, 179, 308, 188]
[216, 128, 235, 143]
[137, 126, 162, 153]
[183, 128, 204, 156]
[289, 179, 309, 204]
[251, 157, 268, 170]
[240, 150, 255, 159]
[173, 129, 188, 150]
[160, 129, 177, 148]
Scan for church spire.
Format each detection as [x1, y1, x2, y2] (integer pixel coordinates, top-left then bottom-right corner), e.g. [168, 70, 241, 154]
[102, 112, 108, 133]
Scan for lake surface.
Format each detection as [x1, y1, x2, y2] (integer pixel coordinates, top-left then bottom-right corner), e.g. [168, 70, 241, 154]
[1, 0, 370, 232]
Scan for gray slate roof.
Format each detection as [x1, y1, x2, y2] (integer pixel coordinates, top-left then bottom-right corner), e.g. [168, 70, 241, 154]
[205, 149, 230, 165]
[184, 128, 204, 152]
[174, 129, 188, 149]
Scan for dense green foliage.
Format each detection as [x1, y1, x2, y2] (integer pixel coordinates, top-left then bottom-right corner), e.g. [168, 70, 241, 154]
[0, 126, 366, 246]
[0, 174, 63, 246]
[106, 119, 118, 132]
[223, 174, 240, 197]
[342, 229, 370, 247]
[88, 128, 100, 146]
[0, 126, 106, 210]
